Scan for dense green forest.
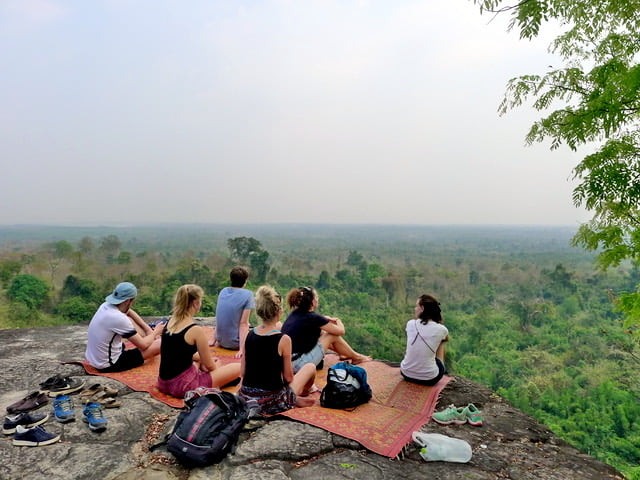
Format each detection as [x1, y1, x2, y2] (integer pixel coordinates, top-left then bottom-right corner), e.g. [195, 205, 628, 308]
[0, 224, 638, 479]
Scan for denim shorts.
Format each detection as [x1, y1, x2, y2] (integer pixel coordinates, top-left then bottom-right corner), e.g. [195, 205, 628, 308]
[292, 343, 324, 373]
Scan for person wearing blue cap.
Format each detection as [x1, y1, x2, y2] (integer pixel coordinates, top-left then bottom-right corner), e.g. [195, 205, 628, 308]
[85, 282, 164, 372]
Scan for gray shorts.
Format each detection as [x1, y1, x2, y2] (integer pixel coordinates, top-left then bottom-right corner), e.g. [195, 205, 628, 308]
[292, 343, 324, 373]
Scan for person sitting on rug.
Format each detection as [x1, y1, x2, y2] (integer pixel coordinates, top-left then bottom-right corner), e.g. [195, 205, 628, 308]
[86, 282, 164, 372]
[281, 286, 371, 373]
[213, 266, 255, 357]
[400, 294, 449, 386]
[238, 285, 316, 414]
[157, 284, 241, 398]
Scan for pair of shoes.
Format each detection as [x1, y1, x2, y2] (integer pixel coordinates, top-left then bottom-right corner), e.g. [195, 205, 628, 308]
[2, 412, 49, 434]
[41, 375, 85, 397]
[432, 403, 483, 426]
[12, 425, 60, 446]
[81, 384, 120, 408]
[53, 395, 75, 423]
[82, 403, 107, 431]
[5, 391, 49, 414]
[80, 384, 118, 401]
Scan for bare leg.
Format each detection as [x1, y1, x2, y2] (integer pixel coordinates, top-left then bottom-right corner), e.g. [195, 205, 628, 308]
[210, 363, 241, 388]
[319, 333, 372, 364]
[141, 338, 162, 360]
[290, 363, 316, 407]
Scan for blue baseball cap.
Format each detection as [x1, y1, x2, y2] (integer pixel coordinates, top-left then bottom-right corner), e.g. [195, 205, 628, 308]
[105, 282, 137, 305]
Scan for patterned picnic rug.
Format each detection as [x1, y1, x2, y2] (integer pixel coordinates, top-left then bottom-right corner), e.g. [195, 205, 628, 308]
[76, 331, 449, 457]
[278, 355, 450, 458]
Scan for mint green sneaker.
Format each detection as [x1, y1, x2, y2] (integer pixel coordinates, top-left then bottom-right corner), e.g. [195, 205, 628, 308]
[432, 404, 467, 425]
[463, 403, 483, 426]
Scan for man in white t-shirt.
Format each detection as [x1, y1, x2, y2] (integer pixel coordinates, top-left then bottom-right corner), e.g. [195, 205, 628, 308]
[85, 282, 164, 372]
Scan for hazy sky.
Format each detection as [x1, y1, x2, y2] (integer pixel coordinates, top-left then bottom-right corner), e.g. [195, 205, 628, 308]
[0, 0, 592, 226]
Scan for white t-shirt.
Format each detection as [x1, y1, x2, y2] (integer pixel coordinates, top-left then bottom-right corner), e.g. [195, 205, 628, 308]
[400, 319, 449, 381]
[85, 302, 137, 369]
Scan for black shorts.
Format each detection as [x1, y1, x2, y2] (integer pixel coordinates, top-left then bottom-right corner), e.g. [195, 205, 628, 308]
[401, 358, 445, 386]
[98, 348, 144, 373]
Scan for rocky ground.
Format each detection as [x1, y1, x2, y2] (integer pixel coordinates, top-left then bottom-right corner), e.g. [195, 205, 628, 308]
[0, 325, 626, 480]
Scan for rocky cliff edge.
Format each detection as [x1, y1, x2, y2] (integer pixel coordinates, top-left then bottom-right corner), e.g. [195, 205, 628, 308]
[0, 325, 626, 480]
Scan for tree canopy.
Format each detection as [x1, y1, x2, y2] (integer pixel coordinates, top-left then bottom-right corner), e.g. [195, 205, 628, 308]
[474, 0, 640, 337]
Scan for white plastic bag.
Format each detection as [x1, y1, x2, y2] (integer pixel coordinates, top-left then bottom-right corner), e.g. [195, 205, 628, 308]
[412, 432, 472, 463]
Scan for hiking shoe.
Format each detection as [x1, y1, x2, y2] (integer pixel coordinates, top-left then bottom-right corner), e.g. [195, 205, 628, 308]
[463, 403, 483, 426]
[83, 402, 107, 431]
[3, 412, 49, 434]
[6, 391, 49, 414]
[432, 404, 467, 425]
[45, 376, 85, 397]
[12, 425, 60, 446]
[53, 395, 75, 423]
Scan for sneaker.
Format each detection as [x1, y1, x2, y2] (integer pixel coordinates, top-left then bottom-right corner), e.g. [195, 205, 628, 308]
[463, 403, 483, 426]
[53, 395, 75, 423]
[83, 402, 107, 431]
[3, 412, 49, 434]
[432, 404, 467, 425]
[12, 425, 60, 446]
[39, 374, 63, 390]
[45, 376, 85, 397]
[6, 391, 49, 414]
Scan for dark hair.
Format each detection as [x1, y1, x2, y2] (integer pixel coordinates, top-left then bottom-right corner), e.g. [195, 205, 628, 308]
[230, 266, 249, 287]
[286, 286, 315, 312]
[418, 294, 442, 324]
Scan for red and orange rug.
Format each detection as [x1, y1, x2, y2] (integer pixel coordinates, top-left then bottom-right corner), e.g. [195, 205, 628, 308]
[77, 337, 448, 457]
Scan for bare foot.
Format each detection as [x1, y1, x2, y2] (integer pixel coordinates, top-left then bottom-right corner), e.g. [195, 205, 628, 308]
[351, 354, 372, 365]
[301, 384, 320, 396]
[295, 396, 316, 408]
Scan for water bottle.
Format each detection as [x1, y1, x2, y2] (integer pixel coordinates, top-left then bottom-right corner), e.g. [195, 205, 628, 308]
[412, 432, 472, 463]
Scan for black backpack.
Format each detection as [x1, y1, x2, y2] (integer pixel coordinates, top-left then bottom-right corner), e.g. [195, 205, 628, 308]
[158, 389, 249, 467]
[320, 361, 372, 409]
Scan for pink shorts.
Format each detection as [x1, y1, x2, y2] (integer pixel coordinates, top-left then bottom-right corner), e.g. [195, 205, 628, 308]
[157, 364, 213, 399]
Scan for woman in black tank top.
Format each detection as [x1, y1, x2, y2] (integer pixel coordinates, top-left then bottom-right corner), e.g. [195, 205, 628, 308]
[239, 286, 317, 415]
[157, 284, 241, 398]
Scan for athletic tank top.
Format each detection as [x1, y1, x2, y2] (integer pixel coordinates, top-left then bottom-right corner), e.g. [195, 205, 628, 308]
[159, 324, 197, 380]
[243, 329, 285, 391]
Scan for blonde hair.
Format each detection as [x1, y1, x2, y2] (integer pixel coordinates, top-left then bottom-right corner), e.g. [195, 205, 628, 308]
[171, 284, 204, 324]
[255, 285, 282, 322]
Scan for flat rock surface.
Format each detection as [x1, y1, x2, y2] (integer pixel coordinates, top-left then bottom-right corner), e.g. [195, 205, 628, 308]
[0, 325, 626, 480]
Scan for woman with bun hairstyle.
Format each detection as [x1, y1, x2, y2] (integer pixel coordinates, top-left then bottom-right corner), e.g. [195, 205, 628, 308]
[239, 286, 316, 414]
[282, 286, 371, 373]
[400, 294, 449, 386]
[157, 284, 241, 398]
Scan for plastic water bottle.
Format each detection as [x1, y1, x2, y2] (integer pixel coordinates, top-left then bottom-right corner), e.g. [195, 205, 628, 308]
[412, 432, 472, 463]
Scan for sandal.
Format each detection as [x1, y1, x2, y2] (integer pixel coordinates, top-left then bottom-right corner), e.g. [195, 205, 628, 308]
[80, 383, 103, 399]
[101, 397, 121, 408]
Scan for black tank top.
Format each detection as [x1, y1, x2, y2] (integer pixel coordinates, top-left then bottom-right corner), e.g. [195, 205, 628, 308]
[243, 329, 285, 391]
[159, 324, 197, 380]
